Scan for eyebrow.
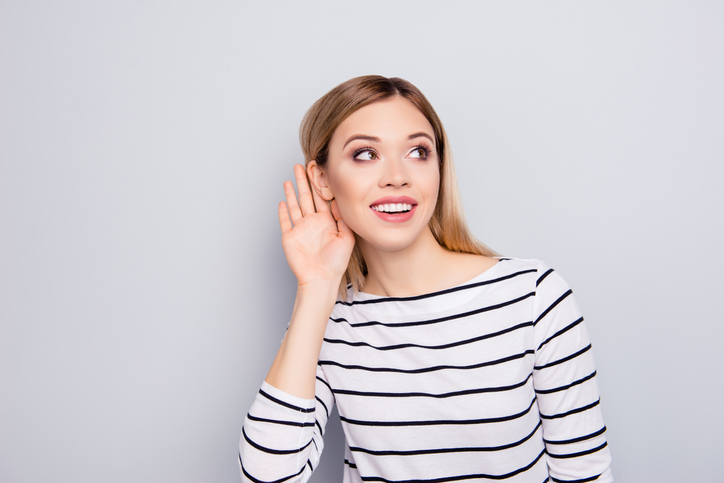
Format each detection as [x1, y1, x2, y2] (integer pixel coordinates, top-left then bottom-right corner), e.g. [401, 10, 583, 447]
[343, 135, 380, 148]
[342, 132, 435, 149]
[407, 132, 435, 144]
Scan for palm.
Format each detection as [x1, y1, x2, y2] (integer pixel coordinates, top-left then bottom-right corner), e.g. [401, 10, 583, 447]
[279, 164, 355, 287]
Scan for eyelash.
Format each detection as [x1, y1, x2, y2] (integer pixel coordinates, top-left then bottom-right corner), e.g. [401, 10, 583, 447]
[352, 146, 378, 161]
[410, 145, 432, 159]
[352, 144, 433, 161]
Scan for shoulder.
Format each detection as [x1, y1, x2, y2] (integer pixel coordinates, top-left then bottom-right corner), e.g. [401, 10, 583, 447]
[496, 257, 568, 289]
[493, 258, 577, 317]
[500, 259, 583, 333]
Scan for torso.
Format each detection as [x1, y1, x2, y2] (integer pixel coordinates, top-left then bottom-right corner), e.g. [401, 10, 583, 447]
[318, 258, 551, 482]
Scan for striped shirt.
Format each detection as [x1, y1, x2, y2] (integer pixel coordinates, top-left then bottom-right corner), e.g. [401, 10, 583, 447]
[240, 258, 613, 483]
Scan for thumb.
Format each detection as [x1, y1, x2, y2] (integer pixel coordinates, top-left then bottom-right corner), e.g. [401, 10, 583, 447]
[330, 199, 344, 223]
[330, 200, 354, 240]
[336, 217, 355, 242]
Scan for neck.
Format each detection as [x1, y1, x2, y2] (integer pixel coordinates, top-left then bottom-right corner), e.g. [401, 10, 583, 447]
[358, 227, 453, 297]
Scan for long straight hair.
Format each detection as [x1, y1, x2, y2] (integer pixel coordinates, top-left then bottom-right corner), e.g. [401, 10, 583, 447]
[299, 76, 496, 297]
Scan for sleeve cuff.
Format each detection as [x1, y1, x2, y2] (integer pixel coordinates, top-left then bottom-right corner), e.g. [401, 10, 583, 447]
[260, 380, 317, 411]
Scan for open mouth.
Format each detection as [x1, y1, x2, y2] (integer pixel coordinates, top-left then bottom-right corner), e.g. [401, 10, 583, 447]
[371, 203, 413, 214]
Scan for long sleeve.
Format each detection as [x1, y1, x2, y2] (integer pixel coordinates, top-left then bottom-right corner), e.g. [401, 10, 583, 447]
[239, 366, 336, 483]
[532, 264, 613, 482]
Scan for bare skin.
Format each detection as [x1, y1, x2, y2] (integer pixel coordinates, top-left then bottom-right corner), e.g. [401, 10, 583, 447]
[360, 233, 497, 298]
[265, 164, 355, 399]
[265, 98, 496, 399]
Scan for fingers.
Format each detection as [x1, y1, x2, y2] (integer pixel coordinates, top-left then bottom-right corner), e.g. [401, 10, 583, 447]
[330, 198, 343, 222]
[284, 179, 302, 225]
[294, 164, 316, 216]
[278, 201, 292, 234]
[283, 164, 322, 228]
[330, 199, 354, 241]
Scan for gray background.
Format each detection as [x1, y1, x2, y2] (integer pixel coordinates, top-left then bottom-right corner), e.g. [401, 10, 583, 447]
[1, 1, 722, 482]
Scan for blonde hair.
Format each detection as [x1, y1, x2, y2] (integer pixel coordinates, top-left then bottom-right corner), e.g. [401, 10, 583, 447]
[299, 75, 496, 297]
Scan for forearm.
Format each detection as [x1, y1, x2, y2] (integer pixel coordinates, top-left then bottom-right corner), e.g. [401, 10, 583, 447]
[265, 280, 339, 399]
[243, 280, 338, 483]
[533, 264, 613, 481]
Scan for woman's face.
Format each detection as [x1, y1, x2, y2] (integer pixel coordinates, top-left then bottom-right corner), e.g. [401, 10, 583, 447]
[311, 96, 440, 254]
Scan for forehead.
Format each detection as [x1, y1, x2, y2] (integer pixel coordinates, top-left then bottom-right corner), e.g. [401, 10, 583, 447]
[330, 97, 435, 145]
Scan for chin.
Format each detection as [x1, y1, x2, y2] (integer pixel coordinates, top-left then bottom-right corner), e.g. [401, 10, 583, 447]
[356, 231, 428, 254]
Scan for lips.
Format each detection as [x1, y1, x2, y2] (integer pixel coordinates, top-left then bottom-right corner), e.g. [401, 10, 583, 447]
[370, 196, 418, 223]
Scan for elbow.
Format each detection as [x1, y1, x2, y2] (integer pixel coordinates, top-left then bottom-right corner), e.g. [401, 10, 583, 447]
[239, 439, 311, 483]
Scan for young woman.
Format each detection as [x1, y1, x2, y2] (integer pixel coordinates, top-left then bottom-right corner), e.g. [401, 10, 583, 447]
[239, 76, 613, 483]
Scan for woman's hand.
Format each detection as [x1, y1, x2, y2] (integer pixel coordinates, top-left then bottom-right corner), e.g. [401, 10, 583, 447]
[266, 164, 355, 398]
[278, 164, 355, 288]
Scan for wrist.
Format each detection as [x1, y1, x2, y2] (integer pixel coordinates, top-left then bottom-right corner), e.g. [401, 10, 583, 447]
[291, 279, 340, 325]
[296, 278, 341, 298]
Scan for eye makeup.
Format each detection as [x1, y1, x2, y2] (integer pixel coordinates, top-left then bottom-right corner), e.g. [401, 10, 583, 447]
[352, 146, 379, 161]
[350, 143, 433, 162]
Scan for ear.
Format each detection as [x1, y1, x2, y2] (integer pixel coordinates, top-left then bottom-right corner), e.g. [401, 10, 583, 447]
[307, 161, 335, 201]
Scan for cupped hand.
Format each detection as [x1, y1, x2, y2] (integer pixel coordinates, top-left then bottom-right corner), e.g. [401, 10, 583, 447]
[278, 164, 355, 288]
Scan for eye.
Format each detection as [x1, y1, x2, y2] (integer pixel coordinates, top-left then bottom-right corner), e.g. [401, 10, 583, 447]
[353, 148, 379, 161]
[408, 147, 429, 159]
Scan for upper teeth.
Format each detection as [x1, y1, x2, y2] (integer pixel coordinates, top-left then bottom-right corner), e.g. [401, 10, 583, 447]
[372, 203, 413, 213]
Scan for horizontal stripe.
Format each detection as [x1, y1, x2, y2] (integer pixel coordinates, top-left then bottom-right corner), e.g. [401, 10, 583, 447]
[334, 373, 532, 399]
[551, 473, 602, 483]
[535, 371, 597, 395]
[537, 317, 584, 351]
[339, 397, 537, 427]
[315, 396, 329, 418]
[243, 259, 611, 482]
[259, 389, 314, 413]
[242, 427, 311, 455]
[335, 267, 535, 306]
[534, 344, 591, 370]
[349, 421, 542, 456]
[358, 447, 545, 482]
[534, 289, 572, 326]
[324, 321, 532, 351]
[246, 414, 315, 428]
[544, 426, 607, 445]
[536, 268, 554, 287]
[540, 399, 600, 420]
[548, 441, 608, 459]
[332, 292, 534, 329]
[319, 349, 535, 374]
[239, 455, 305, 483]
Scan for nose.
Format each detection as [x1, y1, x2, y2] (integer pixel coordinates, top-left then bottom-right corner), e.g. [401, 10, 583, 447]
[378, 158, 411, 188]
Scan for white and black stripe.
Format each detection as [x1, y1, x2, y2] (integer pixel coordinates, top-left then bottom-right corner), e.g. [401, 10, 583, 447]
[240, 258, 613, 483]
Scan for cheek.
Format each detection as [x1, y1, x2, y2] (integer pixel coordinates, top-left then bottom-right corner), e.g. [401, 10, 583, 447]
[327, 166, 368, 206]
[326, 176, 364, 222]
[336, 193, 366, 226]
[419, 165, 441, 202]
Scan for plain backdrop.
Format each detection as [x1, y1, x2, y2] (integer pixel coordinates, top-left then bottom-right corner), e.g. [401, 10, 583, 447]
[1, 2, 722, 482]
